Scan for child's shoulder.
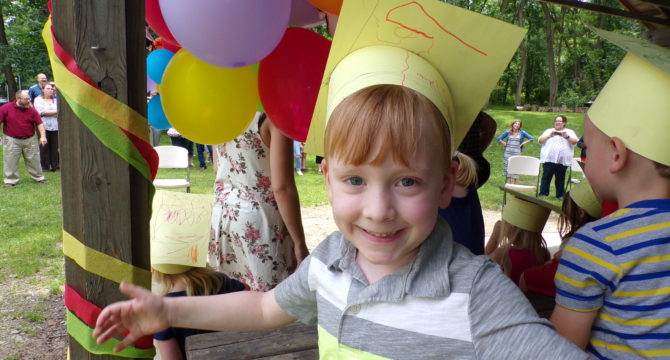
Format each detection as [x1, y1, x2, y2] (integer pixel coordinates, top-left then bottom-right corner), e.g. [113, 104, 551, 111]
[309, 231, 349, 265]
[568, 199, 670, 250]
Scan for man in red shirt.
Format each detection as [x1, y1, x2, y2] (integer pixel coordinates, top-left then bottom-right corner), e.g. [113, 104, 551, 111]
[0, 90, 48, 187]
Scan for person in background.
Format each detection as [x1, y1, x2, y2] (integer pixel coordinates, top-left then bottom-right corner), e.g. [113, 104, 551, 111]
[29, 73, 48, 103]
[486, 188, 558, 285]
[439, 151, 485, 255]
[34, 83, 59, 172]
[196, 143, 213, 170]
[497, 119, 534, 184]
[537, 115, 578, 199]
[1, 90, 48, 187]
[519, 179, 601, 298]
[551, 30, 670, 357]
[167, 127, 194, 167]
[293, 141, 304, 176]
[209, 112, 308, 291]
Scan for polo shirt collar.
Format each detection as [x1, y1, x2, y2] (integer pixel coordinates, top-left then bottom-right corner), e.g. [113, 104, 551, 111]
[325, 218, 454, 300]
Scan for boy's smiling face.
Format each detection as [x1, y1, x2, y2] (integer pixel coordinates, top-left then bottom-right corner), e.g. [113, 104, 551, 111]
[324, 142, 455, 278]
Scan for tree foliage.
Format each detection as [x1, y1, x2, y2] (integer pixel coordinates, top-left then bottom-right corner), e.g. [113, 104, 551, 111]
[0, 0, 50, 99]
[0, 0, 644, 107]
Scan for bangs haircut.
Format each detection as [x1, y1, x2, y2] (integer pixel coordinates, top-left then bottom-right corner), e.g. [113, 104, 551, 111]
[324, 85, 451, 169]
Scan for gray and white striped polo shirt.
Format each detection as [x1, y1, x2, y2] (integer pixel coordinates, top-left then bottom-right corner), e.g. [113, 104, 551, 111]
[275, 219, 588, 359]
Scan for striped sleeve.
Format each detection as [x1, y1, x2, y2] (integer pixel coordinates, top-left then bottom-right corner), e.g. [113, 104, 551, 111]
[555, 227, 621, 312]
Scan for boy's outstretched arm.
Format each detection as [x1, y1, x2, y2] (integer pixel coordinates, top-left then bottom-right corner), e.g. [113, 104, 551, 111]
[550, 304, 598, 349]
[93, 282, 295, 353]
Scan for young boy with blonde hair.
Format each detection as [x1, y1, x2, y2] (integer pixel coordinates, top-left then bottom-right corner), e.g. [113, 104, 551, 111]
[94, 1, 588, 358]
[551, 28, 670, 359]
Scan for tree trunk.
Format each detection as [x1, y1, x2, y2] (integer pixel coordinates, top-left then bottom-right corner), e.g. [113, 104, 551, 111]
[514, 0, 528, 107]
[542, 3, 559, 107]
[0, 3, 18, 100]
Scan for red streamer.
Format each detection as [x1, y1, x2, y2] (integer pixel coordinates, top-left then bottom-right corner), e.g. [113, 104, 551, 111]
[64, 284, 154, 349]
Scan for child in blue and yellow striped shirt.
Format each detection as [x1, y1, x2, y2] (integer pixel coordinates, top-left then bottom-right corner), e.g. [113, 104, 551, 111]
[550, 28, 670, 360]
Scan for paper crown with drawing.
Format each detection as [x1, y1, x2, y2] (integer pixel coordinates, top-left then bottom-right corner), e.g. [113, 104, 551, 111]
[150, 190, 214, 275]
[587, 27, 670, 166]
[304, 0, 526, 156]
[499, 186, 562, 233]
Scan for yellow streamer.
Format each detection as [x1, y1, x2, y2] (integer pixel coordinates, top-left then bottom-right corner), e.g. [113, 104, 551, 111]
[42, 18, 151, 144]
[62, 230, 151, 287]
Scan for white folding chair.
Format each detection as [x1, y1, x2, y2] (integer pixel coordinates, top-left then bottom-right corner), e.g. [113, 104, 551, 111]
[153, 146, 191, 193]
[567, 157, 584, 191]
[504, 155, 541, 203]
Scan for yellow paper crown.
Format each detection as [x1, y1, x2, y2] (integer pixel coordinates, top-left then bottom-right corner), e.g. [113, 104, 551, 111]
[568, 179, 602, 219]
[501, 186, 562, 233]
[587, 27, 670, 166]
[150, 191, 214, 275]
[305, 0, 526, 156]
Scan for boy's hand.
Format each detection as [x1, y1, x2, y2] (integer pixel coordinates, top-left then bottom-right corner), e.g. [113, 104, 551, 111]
[93, 282, 170, 353]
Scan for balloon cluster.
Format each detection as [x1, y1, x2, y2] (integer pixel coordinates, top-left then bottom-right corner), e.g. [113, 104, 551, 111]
[145, 0, 335, 145]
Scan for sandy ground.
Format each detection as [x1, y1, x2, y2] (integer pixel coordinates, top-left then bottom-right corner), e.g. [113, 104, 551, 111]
[301, 205, 562, 254]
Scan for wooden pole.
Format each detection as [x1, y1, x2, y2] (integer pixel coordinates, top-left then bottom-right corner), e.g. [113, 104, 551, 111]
[51, 1, 151, 359]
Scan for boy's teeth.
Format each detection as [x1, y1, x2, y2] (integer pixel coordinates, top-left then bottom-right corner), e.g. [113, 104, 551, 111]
[368, 230, 395, 237]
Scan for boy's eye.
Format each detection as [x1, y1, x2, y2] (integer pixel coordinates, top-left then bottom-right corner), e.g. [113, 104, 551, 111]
[399, 178, 416, 187]
[346, 177, 364, 186]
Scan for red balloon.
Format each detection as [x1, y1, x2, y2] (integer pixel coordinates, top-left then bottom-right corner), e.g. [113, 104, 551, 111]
[259, 28, 331, 142]
[162, 41, 181, 53]
[146, 0, 179, 47]
[308, 0, 342, 15]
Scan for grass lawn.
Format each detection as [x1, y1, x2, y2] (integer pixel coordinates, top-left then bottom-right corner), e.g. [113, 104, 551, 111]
[0, 108, 584, 285]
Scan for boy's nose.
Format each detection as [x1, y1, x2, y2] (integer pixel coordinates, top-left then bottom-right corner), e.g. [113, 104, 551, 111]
[362, 189, 396, 222]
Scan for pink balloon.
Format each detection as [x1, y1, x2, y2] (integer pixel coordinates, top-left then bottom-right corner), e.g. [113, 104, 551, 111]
[290, 0, 325, 28]
[259, 28, 331, 142]
[159, 0, 291, 68]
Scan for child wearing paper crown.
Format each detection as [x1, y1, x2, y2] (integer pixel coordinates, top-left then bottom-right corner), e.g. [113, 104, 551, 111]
[93, 1, 589, 358]
[151, 266, 247, 359]
[439, 151, 486, 255]
[485, 188, 556, 285]
[519, 178, 601, 298]
[550, 28, 670, 359]
[149, 191, 248, 359]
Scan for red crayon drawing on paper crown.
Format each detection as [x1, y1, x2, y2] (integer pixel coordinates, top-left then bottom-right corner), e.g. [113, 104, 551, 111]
[384, 1, 487, 56]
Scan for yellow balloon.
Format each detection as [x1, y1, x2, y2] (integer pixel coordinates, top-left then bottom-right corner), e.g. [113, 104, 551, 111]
[161, 49, 258, 145]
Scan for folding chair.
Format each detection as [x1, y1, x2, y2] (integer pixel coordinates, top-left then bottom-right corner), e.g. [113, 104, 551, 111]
[567, 157, 584, 191]
[504, 155, 541, 204]
[153, 145, 191, 193]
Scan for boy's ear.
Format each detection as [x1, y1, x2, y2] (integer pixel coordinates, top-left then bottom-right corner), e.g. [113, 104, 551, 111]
[438, 160, 458, 209]
[322, 159, 333, 203]
[609, 137, 629, 173]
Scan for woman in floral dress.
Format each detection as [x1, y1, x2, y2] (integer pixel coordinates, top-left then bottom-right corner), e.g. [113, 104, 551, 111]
[209, 112, 309, 291]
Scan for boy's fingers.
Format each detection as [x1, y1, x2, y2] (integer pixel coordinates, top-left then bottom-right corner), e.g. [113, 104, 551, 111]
[114, 332, 141, 353]
[119, 281, 147, 299]
[95, 320, 126, 344]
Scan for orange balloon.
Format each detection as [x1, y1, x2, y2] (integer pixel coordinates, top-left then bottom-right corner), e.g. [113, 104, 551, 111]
[307, 0, 342, 15]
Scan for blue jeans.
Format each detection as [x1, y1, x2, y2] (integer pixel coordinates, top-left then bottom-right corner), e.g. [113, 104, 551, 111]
[540, 162, 567, 198]
[293, 141, 302, 171]
[196, 144, 213, 168]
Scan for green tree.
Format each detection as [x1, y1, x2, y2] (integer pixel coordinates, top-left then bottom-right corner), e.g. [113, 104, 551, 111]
[0, 0, 50, 100]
